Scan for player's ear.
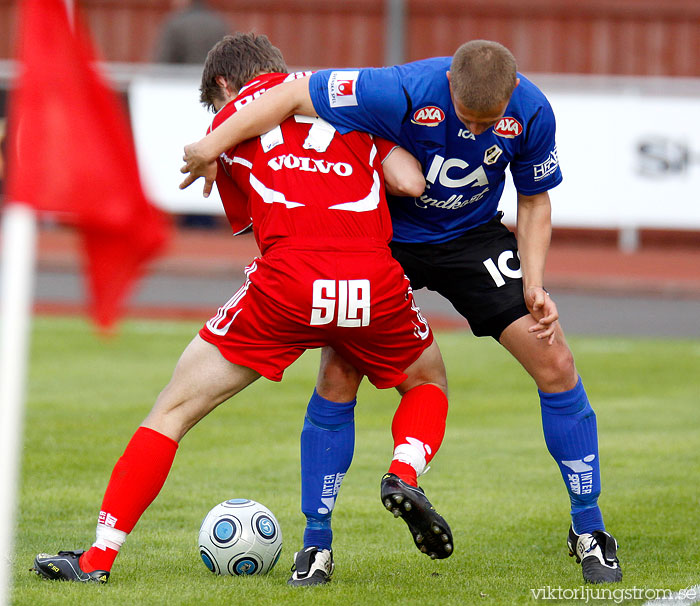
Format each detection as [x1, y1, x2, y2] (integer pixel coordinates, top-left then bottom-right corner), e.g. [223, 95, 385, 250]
[445, 71, 451, 83]
[514, 77, 520, 89]
[215, 75, 228, 91]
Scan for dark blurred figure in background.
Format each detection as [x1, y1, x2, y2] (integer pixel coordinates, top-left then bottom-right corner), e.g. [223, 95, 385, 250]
[155, 0, 230, 229]
[153, 0, 230, 65]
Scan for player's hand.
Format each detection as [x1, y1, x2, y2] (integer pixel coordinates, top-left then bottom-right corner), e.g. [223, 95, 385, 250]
[180, 141, 217, 198]
[525, 286, 559, 345]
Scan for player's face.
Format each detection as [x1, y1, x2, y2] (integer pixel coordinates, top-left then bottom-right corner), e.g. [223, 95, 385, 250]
[451, 96, 508, 136]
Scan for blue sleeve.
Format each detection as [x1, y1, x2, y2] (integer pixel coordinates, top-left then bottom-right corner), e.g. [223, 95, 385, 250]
[510, 100, 563, 195]
[309, 68, 407, 143]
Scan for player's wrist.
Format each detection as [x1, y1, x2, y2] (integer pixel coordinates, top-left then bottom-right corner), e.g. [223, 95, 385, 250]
[201, 130, 228, 162]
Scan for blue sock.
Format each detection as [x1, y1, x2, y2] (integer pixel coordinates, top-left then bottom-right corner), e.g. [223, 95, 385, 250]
[301, 389, 356, 551]
[539, 377, 605, 534]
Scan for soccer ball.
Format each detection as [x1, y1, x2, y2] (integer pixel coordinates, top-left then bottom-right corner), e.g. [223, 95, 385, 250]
[198, 499, 283, 576]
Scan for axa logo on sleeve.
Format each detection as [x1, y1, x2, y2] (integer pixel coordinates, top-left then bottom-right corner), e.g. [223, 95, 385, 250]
[492, 117, 523, 138]
[411, 106, 445, 126]
[328, 70, 359, 107]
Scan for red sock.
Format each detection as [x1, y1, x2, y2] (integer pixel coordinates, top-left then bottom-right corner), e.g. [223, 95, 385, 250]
[80, 426, 178, 572]
[80, 546, 119, 574]
[387, 384, 448, 486]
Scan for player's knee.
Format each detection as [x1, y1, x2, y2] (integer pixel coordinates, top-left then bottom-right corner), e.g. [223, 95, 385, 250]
[398, 339, 448, 394]
[316, 349, 362, 402]
[316, 373, 361, 402]
[424, 374, 448, 396]
[397, 374, 448, 397]
[536, 346, 577, 392]
[145, 386, 207, 440]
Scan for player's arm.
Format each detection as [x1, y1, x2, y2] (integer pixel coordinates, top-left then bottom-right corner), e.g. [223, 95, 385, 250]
[180, 76, 316, 197]
[380, 145, 426, 198]
[516, 190, 559, 344]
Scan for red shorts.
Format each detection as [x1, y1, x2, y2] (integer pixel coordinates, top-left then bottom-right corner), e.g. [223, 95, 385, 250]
[199, 245, 433, 388]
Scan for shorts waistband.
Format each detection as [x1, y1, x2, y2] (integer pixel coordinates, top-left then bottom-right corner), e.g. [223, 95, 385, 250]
[266, 236, 390, 253]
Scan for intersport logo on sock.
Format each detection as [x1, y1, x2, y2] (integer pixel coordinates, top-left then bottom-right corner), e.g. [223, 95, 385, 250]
[561, 455, 595, 495]
[318, 472, 345, 514]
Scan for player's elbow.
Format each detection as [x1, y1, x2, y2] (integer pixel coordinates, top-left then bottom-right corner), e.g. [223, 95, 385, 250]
[386, 172, 426, 198]
[400, 173, 427, 197]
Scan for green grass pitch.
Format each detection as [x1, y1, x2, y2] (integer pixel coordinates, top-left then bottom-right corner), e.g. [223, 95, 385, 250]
[9, 315, 700, 605]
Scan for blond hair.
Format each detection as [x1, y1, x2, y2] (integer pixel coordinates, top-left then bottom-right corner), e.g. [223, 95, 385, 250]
[449, 40, 518, 112]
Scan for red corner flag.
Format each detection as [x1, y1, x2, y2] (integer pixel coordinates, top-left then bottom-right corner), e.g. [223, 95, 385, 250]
[6, 0, 170, 330]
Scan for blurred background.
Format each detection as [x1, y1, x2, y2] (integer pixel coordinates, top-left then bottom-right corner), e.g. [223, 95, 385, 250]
[1, 0, 699, 72]
[0, 0, 699, 335]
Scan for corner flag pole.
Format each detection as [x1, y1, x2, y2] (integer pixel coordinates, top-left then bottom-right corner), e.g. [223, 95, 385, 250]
[0, 202, 38, 606]
[1, 1, 74, 599]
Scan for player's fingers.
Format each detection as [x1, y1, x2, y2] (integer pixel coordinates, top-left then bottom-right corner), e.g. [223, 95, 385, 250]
[542, 330, 556, 345]
[535, 320, 559, 344]
[546, 307, 559, 324]
[538, 311, 559, 326]
[528, 320, 546, 333]
[179, 173, 197, 190]
[533, 290, 548, 311]
[536, 325, 556, 341]
[203, 176, 214, 198]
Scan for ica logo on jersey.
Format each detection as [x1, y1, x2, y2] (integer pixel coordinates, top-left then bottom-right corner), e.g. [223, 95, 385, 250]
[425, 154, 488, 189]
[417, 154, 490, 210]
[493, 117, 523, 138]
[411, 106, 446, 127]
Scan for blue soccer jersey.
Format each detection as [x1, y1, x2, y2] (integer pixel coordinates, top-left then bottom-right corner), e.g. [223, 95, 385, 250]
[309, 57, 562, 244]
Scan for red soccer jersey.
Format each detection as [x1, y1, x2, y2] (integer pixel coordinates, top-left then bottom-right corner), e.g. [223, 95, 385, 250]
[201, 72, 434, 387]
[210, 72, 394, 254]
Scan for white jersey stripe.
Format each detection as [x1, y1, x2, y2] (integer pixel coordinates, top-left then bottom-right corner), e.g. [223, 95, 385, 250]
[328, 170, 380, 213]
[249, 173, 305, 208]
[206, 261, 258, 334]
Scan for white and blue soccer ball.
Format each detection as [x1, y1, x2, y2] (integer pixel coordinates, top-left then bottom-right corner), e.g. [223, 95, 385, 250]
[198, 499, 283, 576]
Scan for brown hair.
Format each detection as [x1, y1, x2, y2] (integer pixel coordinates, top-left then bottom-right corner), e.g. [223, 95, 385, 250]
[199, 33, 288, 111]
[449, 40, 518, 113]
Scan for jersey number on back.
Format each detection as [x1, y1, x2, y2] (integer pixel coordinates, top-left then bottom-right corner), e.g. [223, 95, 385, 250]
[260, 115, 337, 153]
